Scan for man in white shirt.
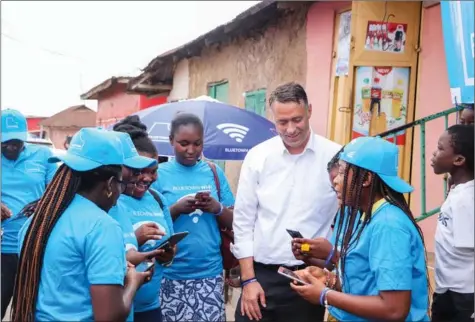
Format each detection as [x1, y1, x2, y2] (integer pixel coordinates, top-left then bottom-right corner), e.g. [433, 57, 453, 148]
[232, 82, 341, 322]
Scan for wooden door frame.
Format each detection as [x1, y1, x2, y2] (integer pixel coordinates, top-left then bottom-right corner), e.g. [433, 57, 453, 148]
[327, 6, 353, 142]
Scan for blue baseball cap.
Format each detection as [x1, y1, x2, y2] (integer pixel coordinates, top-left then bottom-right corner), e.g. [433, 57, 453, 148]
[340, 136, 413, 193]
[48, 127, 126, 171]
[114, 131, 157, 169]
[1, 109, 28, 143]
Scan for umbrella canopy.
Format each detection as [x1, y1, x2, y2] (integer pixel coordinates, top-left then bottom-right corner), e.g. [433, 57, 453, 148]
[124, 97, 277, 160]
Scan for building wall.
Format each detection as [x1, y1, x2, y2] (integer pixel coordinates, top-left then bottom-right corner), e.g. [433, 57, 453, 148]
[44, 127, 80, 149]
[188, 5, 309, 192]
[169, 59, 190, 101]
[410, 3, 454, 253]
[139, 95, 167, 110]
[96, 83, 141, 127]
[306, 1, 351, 137]
[26, 117, 47, 133]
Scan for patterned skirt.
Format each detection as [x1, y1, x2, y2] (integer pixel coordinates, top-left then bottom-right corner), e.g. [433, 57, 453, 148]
[160, 275, 226, 322]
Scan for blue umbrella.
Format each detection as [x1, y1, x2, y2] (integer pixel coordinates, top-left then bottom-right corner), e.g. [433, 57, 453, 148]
[120, 97, 277, 160]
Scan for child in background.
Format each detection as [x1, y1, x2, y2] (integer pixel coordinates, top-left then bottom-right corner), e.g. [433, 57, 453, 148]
[459, 103, 474, 125]
[430, 124, 474, 321]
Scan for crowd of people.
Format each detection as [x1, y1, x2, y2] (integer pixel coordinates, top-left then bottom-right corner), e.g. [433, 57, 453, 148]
[1, 82, 473, 322]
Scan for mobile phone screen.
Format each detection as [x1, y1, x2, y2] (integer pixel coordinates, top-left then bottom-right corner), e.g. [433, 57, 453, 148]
[136, 261, 154, 273]
[286, 229, 304, 239]
[277, 266, 308, 285]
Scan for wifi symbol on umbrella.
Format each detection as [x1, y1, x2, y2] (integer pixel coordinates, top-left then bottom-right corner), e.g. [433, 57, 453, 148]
[216, 123, 250, 143]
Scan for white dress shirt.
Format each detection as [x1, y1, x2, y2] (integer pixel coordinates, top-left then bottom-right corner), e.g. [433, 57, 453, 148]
[232, 132, 341, 266]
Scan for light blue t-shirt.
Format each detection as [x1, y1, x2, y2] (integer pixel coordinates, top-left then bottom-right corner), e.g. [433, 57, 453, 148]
[109, 190, 174, 313]
[2, 144, 57, 253]
[328, 202, 430, 322]
[153, 160, 235, 280]
[18, 195, 127, 321]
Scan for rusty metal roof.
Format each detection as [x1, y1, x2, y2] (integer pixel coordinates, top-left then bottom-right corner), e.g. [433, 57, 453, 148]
[80, 76, 133, 100]
[40, 105, 96, 128]
[127, 0, 303, 95]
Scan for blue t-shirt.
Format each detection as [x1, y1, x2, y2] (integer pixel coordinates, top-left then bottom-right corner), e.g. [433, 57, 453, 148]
[2, 144, 57, 253]
[18, 194, 126, 321]
[153, 160, 235, 280]
[109, 190, 174, 313]
[328, 201, 430, 322]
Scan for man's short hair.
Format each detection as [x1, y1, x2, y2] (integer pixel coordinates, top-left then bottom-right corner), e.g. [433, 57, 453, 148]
[269, 82, 309, 109]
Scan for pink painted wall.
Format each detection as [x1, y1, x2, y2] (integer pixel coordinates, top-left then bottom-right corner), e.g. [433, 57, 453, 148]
[306, 1, 351, 136]
[410, 4, 455, 253]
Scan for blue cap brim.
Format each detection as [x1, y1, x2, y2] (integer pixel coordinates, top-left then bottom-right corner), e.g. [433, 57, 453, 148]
[2, 132, 27, 143]
[379, 174, 414, 193]
[48, 154, 102, 172]
[123, 155, 157, 169]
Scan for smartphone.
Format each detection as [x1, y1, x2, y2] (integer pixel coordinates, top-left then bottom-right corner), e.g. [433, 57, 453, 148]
[286, 229, 304, 239]
[195, 190, 211, 201]
[278, 266, 309, 285]
[156, 231, 189, 251]
[135, 261, 155, 273]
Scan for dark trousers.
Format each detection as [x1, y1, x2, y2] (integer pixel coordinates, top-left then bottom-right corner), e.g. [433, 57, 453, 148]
[134, 307, 163, 322]
[432, 290, 474, 322]
[1, 253, 18, 320]
[235, 262, 325, 322]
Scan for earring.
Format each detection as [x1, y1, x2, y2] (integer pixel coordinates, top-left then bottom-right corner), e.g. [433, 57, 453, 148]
[107, 191, 113, 198]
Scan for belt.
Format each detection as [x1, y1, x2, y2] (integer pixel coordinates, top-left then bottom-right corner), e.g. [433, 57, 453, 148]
[254, 261, 307, 271]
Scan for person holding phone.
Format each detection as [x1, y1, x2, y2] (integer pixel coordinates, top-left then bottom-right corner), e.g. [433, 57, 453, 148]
[290, 137, 430, 322]
[232, 83, 341, 322]
[153, 113, 235, 322]
[111, 116, 176, 322]
[1, 109, 58, 319]
[11, 128, 151, 322]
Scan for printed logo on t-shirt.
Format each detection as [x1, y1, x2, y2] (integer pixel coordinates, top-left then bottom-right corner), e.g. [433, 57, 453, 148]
[24, 161, 45, 173]
[438, 212, 449, 227]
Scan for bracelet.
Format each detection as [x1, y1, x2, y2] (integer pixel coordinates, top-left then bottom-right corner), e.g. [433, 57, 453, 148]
[324, 289, 334, 307]
[241, 277, 257, 288]
[215, 203, 224, 216]
[319, 287, 330, 306]
[325, 247, 335, 267]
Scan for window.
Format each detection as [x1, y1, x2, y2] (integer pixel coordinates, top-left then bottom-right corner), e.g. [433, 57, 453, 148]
[245, 89, 266, 117]
[208, 81, 229, 171]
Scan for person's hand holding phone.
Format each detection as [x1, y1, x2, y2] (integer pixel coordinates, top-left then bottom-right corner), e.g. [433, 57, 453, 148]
[290, 268, 327, 305]
[135, 223, 165, 247]
[291, 237, 333, 261]
[241, 280, 266, 321]
[125, 261, 152, 288]
[127, 248, 166, 266]
[194, 192, 221, 215]
[156, 244, 176, 264]
[174, 196, 198, 215]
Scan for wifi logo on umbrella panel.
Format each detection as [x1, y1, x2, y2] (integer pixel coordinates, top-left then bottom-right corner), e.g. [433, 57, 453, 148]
[216, 123, 249, 143]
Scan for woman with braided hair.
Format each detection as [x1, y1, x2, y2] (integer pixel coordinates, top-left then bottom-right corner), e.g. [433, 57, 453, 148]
[11, 128, 155, 322]
[290, 136, 430, 321]
[110, 116, 176, 322]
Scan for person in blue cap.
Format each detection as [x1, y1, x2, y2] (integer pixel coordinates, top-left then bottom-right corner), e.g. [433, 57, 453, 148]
[154, 113, 235, 322]
[10, 127, 153, 322]
[111, 116, 176, 322]
[1, 108, 57, 319]
[289, 136, 430, 321]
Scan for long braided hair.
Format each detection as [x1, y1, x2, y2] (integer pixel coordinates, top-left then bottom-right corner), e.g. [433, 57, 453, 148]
[333, 162, 430, 303]
[11, 163, 121, 322]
